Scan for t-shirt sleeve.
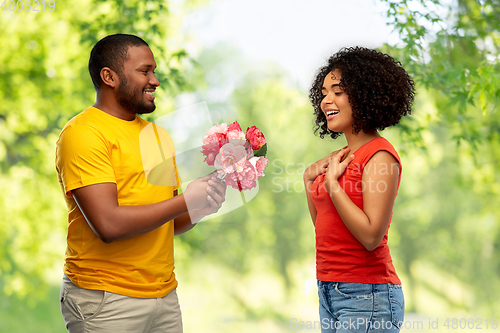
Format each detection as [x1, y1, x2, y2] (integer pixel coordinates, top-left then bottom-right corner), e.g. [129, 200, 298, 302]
[56, 124, 116, 196]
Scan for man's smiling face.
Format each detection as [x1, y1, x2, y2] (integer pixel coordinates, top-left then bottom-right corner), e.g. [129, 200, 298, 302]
[115, 45, 160, 115]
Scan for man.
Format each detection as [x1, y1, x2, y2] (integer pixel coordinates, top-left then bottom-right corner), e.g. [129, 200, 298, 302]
[56, 34, 226, 332]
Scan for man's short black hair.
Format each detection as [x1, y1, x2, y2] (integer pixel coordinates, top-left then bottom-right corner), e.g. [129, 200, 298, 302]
[88, 34, 149, 90]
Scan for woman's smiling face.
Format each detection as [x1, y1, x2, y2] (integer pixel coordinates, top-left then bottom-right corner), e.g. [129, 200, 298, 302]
[320, 69, 353, 134]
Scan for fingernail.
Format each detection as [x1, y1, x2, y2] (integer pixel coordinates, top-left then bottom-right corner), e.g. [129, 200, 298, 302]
[351, 154, 355, 158]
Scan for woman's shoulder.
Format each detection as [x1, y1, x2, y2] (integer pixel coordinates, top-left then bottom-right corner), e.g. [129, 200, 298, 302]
[367, 136, 396, 149]
[358, 137, 400, 164]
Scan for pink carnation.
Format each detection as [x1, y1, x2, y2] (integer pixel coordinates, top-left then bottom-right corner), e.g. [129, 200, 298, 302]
[202, 132, 229, 165]
[246, 126, 266, 151]
[225, 160, 257, 191]
[249, 156, 269, 178]
[203, 132, 228, 148]
[228, 121, 242, 133]
[214, 143, 247, 175]
[227, 121, 246, 143]
[203, 152, 217, 166]
[202, 121, 268, 192]
[202, 124, 229, 155]
[206, 123, 228, 136]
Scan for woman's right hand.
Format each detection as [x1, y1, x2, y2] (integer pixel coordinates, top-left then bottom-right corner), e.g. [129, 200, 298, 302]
[303, 150, 340, 183]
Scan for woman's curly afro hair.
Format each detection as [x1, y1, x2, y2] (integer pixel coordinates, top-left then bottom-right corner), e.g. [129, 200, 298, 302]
[309, 46, 415, 139]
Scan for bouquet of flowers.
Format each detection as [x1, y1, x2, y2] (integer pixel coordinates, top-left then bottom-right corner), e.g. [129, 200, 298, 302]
[201, 121, 269, 192]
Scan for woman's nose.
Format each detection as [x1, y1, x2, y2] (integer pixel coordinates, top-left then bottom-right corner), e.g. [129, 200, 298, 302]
[323, 92, 334, 104]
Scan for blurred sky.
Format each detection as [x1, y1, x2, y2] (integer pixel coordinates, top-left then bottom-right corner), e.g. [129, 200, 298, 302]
[183, 0, 396, 89]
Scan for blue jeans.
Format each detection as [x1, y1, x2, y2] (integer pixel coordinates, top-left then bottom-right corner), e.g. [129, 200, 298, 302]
[317, 281, 404, 333]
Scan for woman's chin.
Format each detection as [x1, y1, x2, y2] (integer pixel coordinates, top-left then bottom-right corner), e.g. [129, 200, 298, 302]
[327, 126, 340, 133]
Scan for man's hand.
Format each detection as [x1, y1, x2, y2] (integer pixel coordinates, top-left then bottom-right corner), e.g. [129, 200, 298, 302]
[173, 173, 227, 235]
[182, 174, 213, 211]
[197, 175, 226, 216]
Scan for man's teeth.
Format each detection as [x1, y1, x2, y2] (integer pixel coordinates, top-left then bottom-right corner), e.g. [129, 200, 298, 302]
[144, 91, 154, 95]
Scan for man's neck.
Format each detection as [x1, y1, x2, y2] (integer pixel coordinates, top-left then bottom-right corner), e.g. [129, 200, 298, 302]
[94, 98, 136, 121]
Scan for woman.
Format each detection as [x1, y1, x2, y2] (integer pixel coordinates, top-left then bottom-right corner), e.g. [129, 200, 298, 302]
[304, 47, 415, 333]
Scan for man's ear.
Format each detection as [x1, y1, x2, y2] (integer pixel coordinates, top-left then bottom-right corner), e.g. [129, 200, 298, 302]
[100, 67, 119, 88]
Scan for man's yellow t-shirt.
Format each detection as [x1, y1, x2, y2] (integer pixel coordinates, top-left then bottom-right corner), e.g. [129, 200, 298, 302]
[56, 106, 181, 298]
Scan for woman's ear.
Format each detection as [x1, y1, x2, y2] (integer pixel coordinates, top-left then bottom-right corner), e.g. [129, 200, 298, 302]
[100, 67, 118, 88]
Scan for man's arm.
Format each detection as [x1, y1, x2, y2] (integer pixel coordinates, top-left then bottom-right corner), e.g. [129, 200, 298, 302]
[173, 177, 227, 235]
[73, 175, 219, 243]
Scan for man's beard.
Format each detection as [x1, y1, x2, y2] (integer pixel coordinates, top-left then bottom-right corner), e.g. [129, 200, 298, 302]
[116, 74, 156, 115]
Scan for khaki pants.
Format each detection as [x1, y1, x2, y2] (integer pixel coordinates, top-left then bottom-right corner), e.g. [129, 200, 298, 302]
[60, 274, 182, 333]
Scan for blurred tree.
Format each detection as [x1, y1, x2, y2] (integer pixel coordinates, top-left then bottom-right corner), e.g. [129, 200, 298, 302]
[177, 0, 500, 318]
[380, 0, 500, 314]
[0, 0, 199, 302]
[2, 0, 500, 328]
[380, 0, 500, 143]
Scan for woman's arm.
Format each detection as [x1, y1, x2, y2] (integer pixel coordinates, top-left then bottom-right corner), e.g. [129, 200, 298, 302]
[304, 187, 318, 226]
[324, 149, 399, 251]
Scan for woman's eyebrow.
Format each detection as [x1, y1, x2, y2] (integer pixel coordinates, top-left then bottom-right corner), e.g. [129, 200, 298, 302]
[322, 84, 340, 90]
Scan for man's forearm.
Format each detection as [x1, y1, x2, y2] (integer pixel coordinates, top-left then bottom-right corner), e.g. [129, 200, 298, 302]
[73, 184, 191, 243]
[174, 211, 205, 235]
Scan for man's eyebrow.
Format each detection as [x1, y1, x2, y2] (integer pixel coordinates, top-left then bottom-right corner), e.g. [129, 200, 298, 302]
[138, 64, 156, 68]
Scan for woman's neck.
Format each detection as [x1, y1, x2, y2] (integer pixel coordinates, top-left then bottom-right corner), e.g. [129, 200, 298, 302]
[344, 130, 380, 154]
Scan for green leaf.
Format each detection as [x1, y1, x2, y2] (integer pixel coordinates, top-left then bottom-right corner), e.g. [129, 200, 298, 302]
[253, 143, 267, 157]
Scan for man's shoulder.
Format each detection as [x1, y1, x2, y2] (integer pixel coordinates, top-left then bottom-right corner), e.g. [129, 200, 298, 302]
[58, 107, 110, 144]
[61, 106, 96, 128]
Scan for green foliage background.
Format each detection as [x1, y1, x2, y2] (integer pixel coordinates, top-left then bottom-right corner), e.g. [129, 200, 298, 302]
[1, 0, 499, 332]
